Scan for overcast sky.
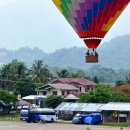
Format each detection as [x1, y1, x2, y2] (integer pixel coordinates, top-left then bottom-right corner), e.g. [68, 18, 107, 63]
[0, 0, 129, 52]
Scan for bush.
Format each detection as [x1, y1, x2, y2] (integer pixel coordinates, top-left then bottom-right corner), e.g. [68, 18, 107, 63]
[0, 90, 17, 109]
[44, 95, 64, 109]
[86, 127, 91, 130]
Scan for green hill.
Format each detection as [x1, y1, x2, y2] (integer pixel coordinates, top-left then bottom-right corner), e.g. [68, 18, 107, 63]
[0, 34, 129, 70]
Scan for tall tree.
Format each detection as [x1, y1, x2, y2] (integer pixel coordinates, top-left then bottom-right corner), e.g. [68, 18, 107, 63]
[57, 69, 69, 78]
[78, 85, 127, 103]
[92, 76, 100, 84]
[30, 60, 52, 84]
[0, 60, 28, 91]
[69, 70, 86, 78]
[13, 78, 36, 97]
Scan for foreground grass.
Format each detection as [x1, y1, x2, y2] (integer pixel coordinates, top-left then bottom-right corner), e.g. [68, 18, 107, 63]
[56, 120, 130, 127]
[0, 113, 20, 122]
[56, 120, 72, 124]
[101, 122, 130, 127]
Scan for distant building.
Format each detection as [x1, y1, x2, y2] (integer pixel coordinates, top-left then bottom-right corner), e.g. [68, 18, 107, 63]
[100, 102, 130, 123]
[64, 93, 79, 102]
[113, 84, 130, 100]
[35, 83, 78, 97]
[55, 102, 130, 122]
[35, 78, 96, 97]
[16, 99, 31, 110]
[55, 102, 104, 120]
[52, 78, 96, 93]
[22, 95, 46, 108]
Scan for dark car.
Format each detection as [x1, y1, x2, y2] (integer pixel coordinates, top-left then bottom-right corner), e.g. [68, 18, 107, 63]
[72, 114, 89, 124]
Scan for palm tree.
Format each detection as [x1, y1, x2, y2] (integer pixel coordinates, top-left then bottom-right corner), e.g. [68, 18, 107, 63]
[0, 64, 11, 91]
[57, 69, 69, 78]
[8, 60, 28, 80]
[92, 76, 100, 84]
[0, 60, 28, 91]
[29, 60, 52, 84]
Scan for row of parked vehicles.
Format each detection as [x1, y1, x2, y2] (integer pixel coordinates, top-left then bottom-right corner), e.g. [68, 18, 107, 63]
[20, 108, 102, 125]
[72, 113, 102, 125]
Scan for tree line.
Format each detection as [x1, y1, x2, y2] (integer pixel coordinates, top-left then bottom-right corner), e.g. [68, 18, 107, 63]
[0, 59, 98, 93]
[0, 59, 130, 110]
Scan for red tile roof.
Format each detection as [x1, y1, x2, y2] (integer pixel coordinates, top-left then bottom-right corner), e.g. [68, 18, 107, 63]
[113, 84, 130, 91]
[51, 78, 96, 86]
[113, 84, 130, 100]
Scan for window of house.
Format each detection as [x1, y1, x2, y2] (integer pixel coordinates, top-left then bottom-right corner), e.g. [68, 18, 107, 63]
[67, 91, 70, 95]
[62, 91, 65, 96]
[85, 88, 88, 92]
[85, 87, 90, 92]
[80, 87, 82, 92]
[53, 91, 58, 95]
[42, 91, 47, 95]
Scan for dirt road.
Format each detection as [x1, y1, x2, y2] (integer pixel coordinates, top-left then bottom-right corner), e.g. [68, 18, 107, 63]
[0, 122, 130, 130]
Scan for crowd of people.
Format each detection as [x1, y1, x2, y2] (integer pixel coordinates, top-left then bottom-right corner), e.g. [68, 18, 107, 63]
[86, 49, 98, 57]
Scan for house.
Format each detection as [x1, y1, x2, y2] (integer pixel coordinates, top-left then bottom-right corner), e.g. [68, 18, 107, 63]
[113, 84, 130, 100]
[36, 78, 96, 97]
[16, 99, 31, 110]
[99, 102, 130, 123]
[35, 83, 79, 97]
[52, 78, 96, 93]
[22, 95, 46, 108]
[55, 102, 104, 120]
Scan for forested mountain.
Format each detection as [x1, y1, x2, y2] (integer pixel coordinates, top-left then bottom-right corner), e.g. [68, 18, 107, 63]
[0, 34, 129, 70]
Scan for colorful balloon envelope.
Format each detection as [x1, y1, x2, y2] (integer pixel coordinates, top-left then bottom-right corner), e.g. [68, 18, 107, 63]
[52, 0, 129, 62]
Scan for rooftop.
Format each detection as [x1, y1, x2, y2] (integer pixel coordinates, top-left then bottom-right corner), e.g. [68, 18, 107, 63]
[16, 99, 31, 106]
[64, 94, 79, 100]
[99, 102, 130, 111]
[55, 102, 104, 112]
[113, 84, 130, 99]
[52, 78, 96, 86]
[113, 84, 130, 91]
[36, 83, 79, 91]
[22, 95, 46, 100]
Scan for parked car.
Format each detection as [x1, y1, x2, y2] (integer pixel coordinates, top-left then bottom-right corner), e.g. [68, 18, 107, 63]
[72, 114, 88, 124]
[72, 113, 102, 125]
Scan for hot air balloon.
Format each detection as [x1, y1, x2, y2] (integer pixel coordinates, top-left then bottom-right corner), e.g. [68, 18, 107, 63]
[52, 0, 129, 63]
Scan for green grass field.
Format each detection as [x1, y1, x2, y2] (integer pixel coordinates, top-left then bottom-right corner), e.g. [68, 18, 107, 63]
[0, 113, 20, 122]
[0, 113, 130, 128]
[101, 122, 130, 127]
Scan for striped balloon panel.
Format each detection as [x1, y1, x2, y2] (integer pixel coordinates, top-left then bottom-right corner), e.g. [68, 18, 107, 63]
[52, 0, 129, 38]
